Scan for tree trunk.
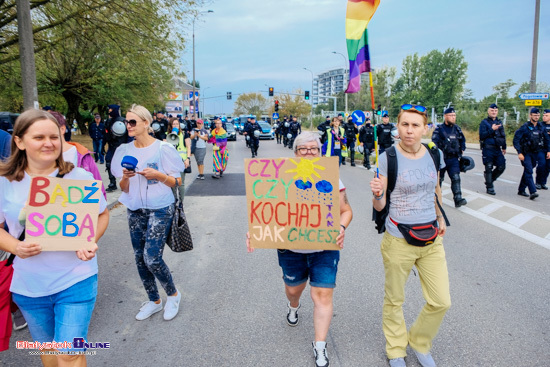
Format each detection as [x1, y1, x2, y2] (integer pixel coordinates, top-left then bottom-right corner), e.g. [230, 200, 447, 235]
[62, 90, 87, 134]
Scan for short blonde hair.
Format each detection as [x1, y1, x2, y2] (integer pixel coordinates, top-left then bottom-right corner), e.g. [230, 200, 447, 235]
[397, 109, 428, 126]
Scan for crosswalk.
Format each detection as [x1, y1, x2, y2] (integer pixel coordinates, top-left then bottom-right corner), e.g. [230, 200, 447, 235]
[441, 185, 550, 250]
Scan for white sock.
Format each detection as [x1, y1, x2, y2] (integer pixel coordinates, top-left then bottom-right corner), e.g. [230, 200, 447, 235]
[315, 341, 326, 349]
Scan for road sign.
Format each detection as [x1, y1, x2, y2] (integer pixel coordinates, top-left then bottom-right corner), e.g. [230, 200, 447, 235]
[272, 113, 279, 119]
[364, 111, 371, 118]
[525, 100, 542, 106]
[519, 93, 549, 100]
[351, 110, 366, 125]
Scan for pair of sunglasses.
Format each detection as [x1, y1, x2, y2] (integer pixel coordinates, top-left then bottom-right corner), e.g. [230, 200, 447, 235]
[401, 104, 427, 113]
[124, 119, 138, 127]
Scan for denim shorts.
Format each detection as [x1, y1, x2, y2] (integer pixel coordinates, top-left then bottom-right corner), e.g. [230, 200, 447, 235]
[277, 250, 340, 288]
[12, 275, 97, 352]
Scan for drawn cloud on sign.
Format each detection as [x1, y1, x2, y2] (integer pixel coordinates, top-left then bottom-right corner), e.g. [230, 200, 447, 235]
[315, 180, 333, 193]
[295, 180, 313, 190]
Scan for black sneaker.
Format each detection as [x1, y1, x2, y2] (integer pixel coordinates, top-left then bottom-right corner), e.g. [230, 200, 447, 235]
[286, 302, 300, 326]
[540, 184, 548, 190]
[486, 187, 496, 195]
[517, 191, 529, 197]
[312, 341, 329, 367]
[12, 309, 27, 331]
[530, 192, 539, 200]
[536, 184, 542, 190]
[105, 185, 117, 193]
[351, 162, 356, 167]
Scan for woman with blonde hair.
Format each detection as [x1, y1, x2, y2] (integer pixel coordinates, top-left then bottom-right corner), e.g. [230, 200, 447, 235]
[0, 109, 109, 366]
[111, 105, 185, 321]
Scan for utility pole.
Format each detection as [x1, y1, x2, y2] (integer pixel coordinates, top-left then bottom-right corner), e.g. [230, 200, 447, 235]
[16, 0, 39, 110]
[529, 0, 540, 93]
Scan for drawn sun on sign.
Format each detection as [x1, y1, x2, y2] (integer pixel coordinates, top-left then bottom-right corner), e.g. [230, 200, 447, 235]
[286, 158, 325, 184]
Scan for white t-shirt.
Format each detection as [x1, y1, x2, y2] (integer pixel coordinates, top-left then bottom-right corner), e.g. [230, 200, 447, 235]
[111, 140, 185, 211]
[292, 179, 346, 254]
[63, 145, 78, 166]
[0, 167, 107, 297]
[194, 129, 208, 149]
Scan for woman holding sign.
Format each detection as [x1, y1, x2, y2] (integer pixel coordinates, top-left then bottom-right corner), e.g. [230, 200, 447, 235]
[370, 104, 450, 367]
[0, 109, 109, 366]
[246, 131, 353, 367]
[111, 104, 185, 322]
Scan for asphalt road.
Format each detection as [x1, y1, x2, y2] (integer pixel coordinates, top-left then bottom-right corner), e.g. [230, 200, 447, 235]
[2, 136, 550, 367]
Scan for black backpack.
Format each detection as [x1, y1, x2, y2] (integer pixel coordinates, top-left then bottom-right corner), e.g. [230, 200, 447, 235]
[372, 144, 450, 233]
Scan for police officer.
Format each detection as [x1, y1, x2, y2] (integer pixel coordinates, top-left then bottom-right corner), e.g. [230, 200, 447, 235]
[104, 104, 128, 192]
[288, 117, 301, 150]
[318, 116, 331, 144]
[479, 103, 507, 195]
[344, 116, 358, 166]
[512, 108, 550, 200]
[281, 117, 290, 147]
[376, 111, 394, 154]
[245, 116, 262, 158]
[358, 117, 375, 169]
[432, 107, 467, 207]
[540, 109, 550, 189]
[153, 111, 169, 140]
[243, 116, 252, 148]
[273, 119, 281, 144]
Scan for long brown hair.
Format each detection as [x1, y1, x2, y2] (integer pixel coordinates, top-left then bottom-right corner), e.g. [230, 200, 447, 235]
[0, 109, 74, 181]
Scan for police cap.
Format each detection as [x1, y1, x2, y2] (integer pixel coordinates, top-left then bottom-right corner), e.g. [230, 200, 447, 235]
[444, 107, 455, 114]
[530, 107, 540, 114]
[489, 103, 498, 109]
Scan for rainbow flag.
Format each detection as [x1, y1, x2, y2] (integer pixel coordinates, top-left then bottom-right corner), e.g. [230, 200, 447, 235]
[345, 0, 380, 93]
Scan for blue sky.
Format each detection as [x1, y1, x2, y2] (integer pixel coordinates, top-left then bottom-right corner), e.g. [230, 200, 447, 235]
[184, 0, 549, 115]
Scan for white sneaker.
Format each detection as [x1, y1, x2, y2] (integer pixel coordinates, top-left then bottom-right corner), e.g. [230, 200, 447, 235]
[136, 301, 163, 321]
[412, 348, 436, 367]
[286, 301, 300, 326]
[312, 341, 329, 367]
[389, 357, 406, 367]
[164, 290, 181, 321]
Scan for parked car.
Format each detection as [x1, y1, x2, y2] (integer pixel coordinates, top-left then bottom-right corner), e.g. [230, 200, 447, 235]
[0, 112, 19, 134]
[258, 121, 274, 140]
[226, 123, 237, 141]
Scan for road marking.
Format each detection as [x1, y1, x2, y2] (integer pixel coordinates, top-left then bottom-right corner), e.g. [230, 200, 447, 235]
[472, 172, 517, 184]
[478, 202, 503, 215]
[442, 184, 550, 251]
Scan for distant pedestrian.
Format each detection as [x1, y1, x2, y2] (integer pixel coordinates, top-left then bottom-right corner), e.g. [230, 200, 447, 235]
[0, 109, 109, 364]
[322, 117, 346, 166]
[344, 116, 358, 166]
[89, 113, 106, 164]
[209, 117, 228, 179]
[512, 107, 550, 200]
[479, 103, 506, 195]
[376, 111, 396, 154]
[169, 117, 191, 199]
[246, 131, 353, 367]
[358, 118, 374, 168]
[111, 104, 185, 321]
[104, 104, 128, 192]
[190, 119, 209, 180]
[541, 109, 550, 188]
[245, 117, 261, 158]
[318, 116, 331, 144]
[152, 112, 169, 141]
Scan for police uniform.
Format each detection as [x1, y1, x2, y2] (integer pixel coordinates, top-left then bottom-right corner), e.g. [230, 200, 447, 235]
[376, 121, 394, 154]
[281, 118, 290, 147]
[541, 109, 550, 189]
[246, 120, 262, 157]
[104, 104, 128, 192]
[432, 108, 467, 207]
[358, 121, 374, 168]
[512, 108, 550, 198]
[479, 105, 506, 195]
[344, 119, 358, 166]
[318, 118, 331, 144]
[288, 119, 301, 150]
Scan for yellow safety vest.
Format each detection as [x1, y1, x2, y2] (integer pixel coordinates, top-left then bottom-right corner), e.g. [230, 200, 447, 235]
[176, 133, 188, 160]
[325, 127, 345, 157]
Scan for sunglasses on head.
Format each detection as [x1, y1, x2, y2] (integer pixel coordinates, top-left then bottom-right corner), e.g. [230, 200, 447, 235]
[124, 119, 137, 127]
[401, 104, 427, 113]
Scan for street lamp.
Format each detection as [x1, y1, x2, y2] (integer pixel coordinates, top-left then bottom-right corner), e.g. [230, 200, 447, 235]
[303, 67, 314, 129]
[201, 86, 211, 117]
[332, 51, 348, 114]
[192, 9, 214, 118]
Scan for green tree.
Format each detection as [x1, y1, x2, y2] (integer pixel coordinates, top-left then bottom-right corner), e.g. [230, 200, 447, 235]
[274, 90, 311, 120]
[233, 92, 270, 117]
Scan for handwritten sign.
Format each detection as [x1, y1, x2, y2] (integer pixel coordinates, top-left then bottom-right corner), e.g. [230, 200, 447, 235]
[25, 176, 102, 251]
[245, 157, 340, 250]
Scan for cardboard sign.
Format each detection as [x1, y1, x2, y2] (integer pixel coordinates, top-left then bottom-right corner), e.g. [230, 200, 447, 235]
[245, 157, 341, 250]
[25, 176, 102, 251]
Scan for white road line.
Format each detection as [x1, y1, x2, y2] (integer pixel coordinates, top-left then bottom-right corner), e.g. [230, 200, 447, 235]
[478, 202, 503, 215]
[472, 172, 517, 184]
[506, 212, 536, 227]
[442, 185, 550, 251]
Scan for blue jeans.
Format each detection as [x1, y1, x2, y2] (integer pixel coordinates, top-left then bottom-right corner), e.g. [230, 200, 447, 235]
[127, 205, 176, 302]
[92, 139, 104, 163]
[277, 250, 340, 288]
[12, 275, 97, 352]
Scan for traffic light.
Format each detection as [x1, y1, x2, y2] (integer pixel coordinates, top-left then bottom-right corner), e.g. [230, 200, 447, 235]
[305, 91, 310, 100]
[269, 87, 274, 97]
[227, 92, 232, 100]
[376, 104, 381, 115]
[274, 100, 279, 112]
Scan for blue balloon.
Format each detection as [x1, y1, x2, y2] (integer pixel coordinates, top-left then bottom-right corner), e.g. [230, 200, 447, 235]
[295, 180, 313, 190]
[315, 180, 333, 193]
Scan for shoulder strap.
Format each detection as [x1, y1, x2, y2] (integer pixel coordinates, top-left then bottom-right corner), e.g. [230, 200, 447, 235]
[386, 146, 397, 197]
[423, 143, 450, 227]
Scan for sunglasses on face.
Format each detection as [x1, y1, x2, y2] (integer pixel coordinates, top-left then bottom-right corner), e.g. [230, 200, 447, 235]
[124, 119, 138, 127]
[401, 104, 427, 113]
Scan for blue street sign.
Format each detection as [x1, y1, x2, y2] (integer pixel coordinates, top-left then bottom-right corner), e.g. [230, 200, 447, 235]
[351, 110, 366, 125]
[518, 93, 549, 100]
[272, 113, 279, 119]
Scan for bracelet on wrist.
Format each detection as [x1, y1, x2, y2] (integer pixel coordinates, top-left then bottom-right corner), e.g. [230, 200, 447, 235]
[340, 224, 346, 231]
[373, 190, 384, 200]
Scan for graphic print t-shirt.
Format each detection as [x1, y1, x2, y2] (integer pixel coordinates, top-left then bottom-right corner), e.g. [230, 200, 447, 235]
[378, 148, 445, 238]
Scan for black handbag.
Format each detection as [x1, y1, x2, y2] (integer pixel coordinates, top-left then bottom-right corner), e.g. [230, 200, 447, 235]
[166, 181, 193, 252]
